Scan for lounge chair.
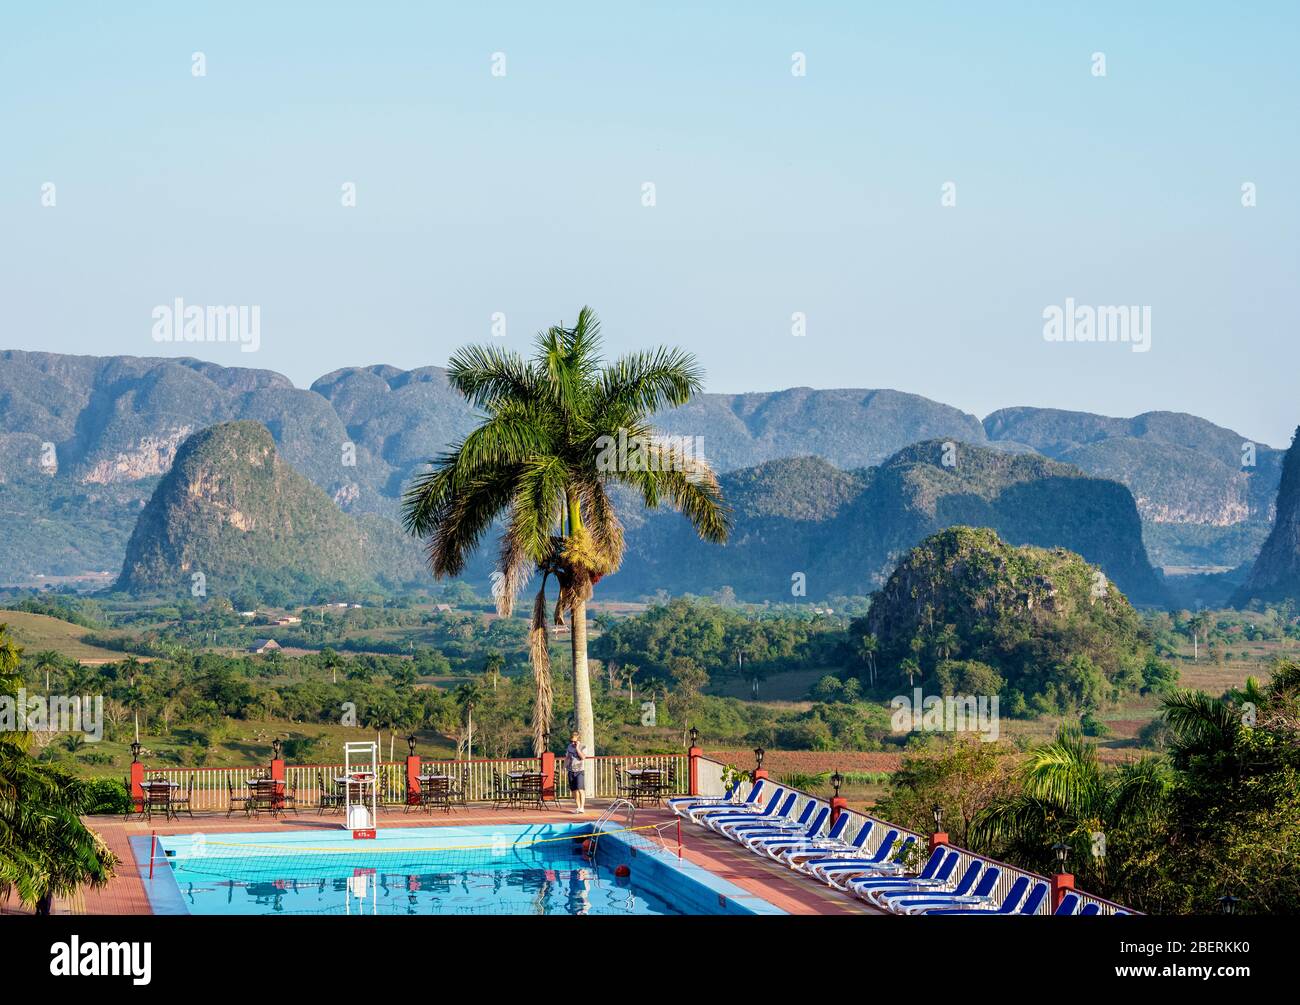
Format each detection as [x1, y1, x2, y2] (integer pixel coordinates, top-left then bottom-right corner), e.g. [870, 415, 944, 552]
[761, 810, 851, 861]
[924, 876, 1042, 915]
[848, 847, 960, 901]
[806, 826, 909, 884]
[1079, 902, 1101, 916]
[743, 805, 830, 854]
[1054, 892, 1082, 916]
[894, 865, 1002, 915]
[785, 818, 874, 870]
[668, 779, 764, 817]
[693, 787, 787, 829]
[716, 792, 803, 839]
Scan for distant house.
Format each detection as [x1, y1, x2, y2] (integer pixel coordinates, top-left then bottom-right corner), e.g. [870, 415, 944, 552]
[239, 610, 257, 618]
[248, 639, 281, 654]
[434, 604, 452, 613]
[273, 616, 301, 626]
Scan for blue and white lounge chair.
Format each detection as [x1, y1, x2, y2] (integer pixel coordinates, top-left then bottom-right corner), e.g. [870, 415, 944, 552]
[716, 791, 801, 838]
[755, 807, 844, 859]
[1078, 902, 1100, 915]
[691, 786, 785, 827]
[743, 805, 830, 853]
[805, 830, 913, 885]
[849, 848, 960, 902]
[925, 876, 1039, 915]
[892, 864, 1002, 915]
[1054, 892, 1082, 915]
[785, 819, 873, 869]
[668, 780, 764, 818]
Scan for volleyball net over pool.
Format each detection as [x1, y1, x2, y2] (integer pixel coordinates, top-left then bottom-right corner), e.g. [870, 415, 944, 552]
[156, 821, 681, 886]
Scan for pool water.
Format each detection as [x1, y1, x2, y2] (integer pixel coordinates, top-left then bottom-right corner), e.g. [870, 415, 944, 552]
[138, 824, 775, 916]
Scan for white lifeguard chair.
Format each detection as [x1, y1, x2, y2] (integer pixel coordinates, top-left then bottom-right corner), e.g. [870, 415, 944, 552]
[343, 740, 379, 839]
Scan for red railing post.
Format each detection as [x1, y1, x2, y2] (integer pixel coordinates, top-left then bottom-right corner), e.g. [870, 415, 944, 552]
[1052, 871, 1075, 911]
[130, 760, 145, 814]
[406, 753, 421, 805]
[687, 745, 702, 796]
[540, 750, 556, 801]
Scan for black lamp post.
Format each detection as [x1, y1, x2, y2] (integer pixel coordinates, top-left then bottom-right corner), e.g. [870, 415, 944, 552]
[1218, 894, 1240, 916]
[831, 770, 843, 798]
[271, 738, 282, 760]
[1052, 842, 1070, 871]
[689, 726, 699, 747]
[407, 734, 417, 757]
[931, 802, 943, 833]
[130, 741, 141, 764]
[753, 746, 765, 771]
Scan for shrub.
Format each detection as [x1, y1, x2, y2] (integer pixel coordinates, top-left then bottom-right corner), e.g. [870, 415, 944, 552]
[84, 777, 132, 815]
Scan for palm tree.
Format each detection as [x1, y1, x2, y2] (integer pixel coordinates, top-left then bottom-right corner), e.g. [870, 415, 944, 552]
[969, 727, 1170, 889]
[0, 626, 115, 913]
[403, 308, 729, 780]
[32, 650, 63, 694]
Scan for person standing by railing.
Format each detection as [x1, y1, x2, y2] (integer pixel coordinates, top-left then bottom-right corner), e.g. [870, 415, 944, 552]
[565, 732, 588, 815]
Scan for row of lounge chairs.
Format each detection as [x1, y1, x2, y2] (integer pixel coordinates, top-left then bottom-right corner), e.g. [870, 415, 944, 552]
[668, 781, 1122, 915]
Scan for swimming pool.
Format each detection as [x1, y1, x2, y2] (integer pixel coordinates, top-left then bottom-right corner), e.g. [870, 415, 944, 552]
[134, 824, 785, 916]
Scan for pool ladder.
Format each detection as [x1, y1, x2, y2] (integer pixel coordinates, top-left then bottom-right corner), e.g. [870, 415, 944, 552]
[586, 798, 636, 861]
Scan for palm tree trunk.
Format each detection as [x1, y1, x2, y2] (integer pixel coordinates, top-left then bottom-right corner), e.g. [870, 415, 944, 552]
[570, 598, 595, 794]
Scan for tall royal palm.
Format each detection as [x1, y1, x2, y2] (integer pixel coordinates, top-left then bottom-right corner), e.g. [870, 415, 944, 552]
[402, 307, 728, 780]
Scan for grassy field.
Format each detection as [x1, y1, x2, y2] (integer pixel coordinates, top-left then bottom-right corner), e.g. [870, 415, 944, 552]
[0, 610, 136, 663]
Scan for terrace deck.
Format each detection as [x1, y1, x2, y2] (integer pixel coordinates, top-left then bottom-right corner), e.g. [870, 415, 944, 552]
[59, 801, 880, 916]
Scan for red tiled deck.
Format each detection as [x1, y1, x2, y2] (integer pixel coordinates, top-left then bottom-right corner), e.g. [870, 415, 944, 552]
[64, 802, 879, 916]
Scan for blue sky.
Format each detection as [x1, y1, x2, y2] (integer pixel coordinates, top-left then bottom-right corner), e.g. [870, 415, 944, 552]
[3, 1, 1297, 443]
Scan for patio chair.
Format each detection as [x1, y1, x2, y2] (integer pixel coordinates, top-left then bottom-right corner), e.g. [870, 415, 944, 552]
[144, 782, 173, 822]
[226, 778, 250, 818]
[316, 771, 341, 814]
[517, 772, 544, 811]
[447, 768, 470, 807]
[281, 776, 299, 815]
[422, 775, 453, 813]
[636, 769, 665, 807]
[894, 864, 1002, 915]
[490, 770, 512, 810]
[170, 775, 195, 819]
[1054, 892, 1082, 916]
[1078, 902, 1102, 915]
[924, 876, 1036, 915]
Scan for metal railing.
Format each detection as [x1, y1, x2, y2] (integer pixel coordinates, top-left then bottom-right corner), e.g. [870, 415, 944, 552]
[134, 752, 689, 812]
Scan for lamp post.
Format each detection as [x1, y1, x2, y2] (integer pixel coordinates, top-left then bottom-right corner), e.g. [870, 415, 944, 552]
[686, 727, 703, 797]
[1051, 842, 1074, 912]
[407, 734, 417, 757]
[1218, 894, 1240, 916]
[129, 740, 144, 815]
[270, 737, 284, 785]
[130, 741, 142, 764]
[689, 726, 699, 747]
[752, 746, 766, 781]
[828, 768, 847, 825]
[272, 738, 282, 760]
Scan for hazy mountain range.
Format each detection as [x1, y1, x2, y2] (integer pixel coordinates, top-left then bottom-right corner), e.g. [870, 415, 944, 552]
[0, 350, 1285, 597]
